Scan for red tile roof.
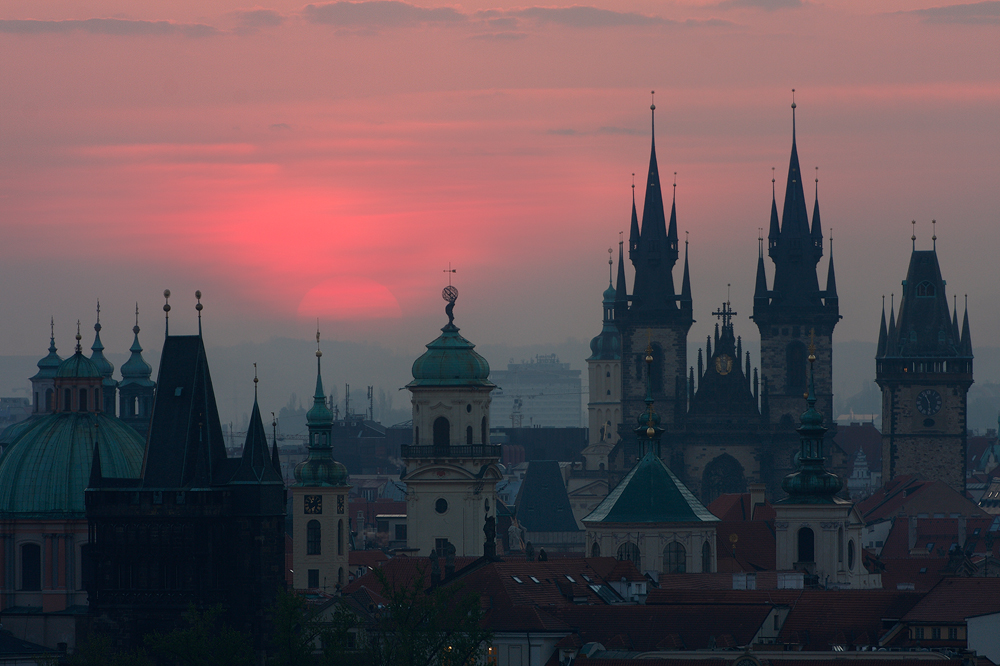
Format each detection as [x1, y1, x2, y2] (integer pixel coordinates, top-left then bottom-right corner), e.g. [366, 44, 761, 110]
[349, 549, 390, 569]
[857, 477, 986, 523]
[903, 577, 1000, 623]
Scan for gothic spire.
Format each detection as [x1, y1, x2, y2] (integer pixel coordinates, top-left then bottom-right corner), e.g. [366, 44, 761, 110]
[887, 295, 897, 353]
[767, 170, 779, 247]
[680, 233, 692, 308]
[615, 238, 628, 319]
[754, 235, 768, 306]
[877, 297, 888, 358]
[628, 177, 640, 261]
[811, 168, 824, 251]
[825, 232, 838, 307]
[962, 296, 972, 356]
[667, 175, 679, 255]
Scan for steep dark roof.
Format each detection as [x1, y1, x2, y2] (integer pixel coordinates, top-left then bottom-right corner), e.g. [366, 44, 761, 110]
[141, 335, 228, 488]
[584, 451, 718, 524]
[229, 398, 283, 485]
[516, 460, 581, 533]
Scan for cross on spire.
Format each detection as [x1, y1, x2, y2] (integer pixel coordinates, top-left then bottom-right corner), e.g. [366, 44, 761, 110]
[443, 263, 456, 286]
[712, 299, 737, 328]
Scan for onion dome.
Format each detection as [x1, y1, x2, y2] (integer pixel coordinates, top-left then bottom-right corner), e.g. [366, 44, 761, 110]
[56, 326, 102, 379]
[408, 287, 493, 388]
[89, 304, 116, 381]
[0, 413, 143, 517]
[294, 455, 348, 488]
[30, 318, 62, 382]
[589, 281, 622, 361]
[120, 307, 154, 388]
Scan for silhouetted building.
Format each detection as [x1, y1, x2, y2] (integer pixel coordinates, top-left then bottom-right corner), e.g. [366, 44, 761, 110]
[86, 300, 285, 652]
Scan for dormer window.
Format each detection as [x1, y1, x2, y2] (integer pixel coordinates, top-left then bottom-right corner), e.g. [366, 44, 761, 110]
[916, 281, 935, 297]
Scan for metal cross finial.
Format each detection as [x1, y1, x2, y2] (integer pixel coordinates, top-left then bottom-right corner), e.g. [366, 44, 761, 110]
[932, 219, 937, 250]
[443, 263, 456, 286]
[163, 289, 171, 335]
[712, 301, 737, 328]
[632, 173, 635, 190]
[253, 362, 258, 399]
[50, 316, 54, 340]
[911, 220, 916, 250]
[650, 90, 655, 111]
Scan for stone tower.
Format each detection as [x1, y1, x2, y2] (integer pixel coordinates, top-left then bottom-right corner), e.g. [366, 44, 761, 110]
[619, 101, 693, 438]
[401, 286, 502, 558]
[118, 305, 156, 439]
[752, 101, 840, 428]
[292, 331, 351, 592]
[876, 233, 973, 494]
[585, 247, 623, 472]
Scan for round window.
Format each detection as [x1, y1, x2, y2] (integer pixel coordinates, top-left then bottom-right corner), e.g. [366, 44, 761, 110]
[466, 404, 472, 413]
[435, 498, 448, 514]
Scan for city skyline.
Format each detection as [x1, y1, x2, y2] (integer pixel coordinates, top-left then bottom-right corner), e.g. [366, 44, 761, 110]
[1, 0, 997, 376]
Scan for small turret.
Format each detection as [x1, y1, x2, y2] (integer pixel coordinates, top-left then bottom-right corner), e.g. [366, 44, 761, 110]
[962, 297, 973, 356]
[876, 298, 888, 358]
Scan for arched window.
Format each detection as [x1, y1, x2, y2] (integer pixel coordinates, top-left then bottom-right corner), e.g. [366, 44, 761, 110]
[21, 543, 41, 591]
[702, 541, 712, 573]
[79, 388, 88, 412]
[916, 281, 936, 297]
[134, 396, 140, 416]
[838, 526, 844, 566]
[307, 520, 321, 555]
[433, 417, 450, 450]
[847, 539, 856, 571]
[338, 520, 344, 556]
[786, 341, 807, 394]
[64, 388, 72, 412]
[664, 542, 686, 574]
[481, 417, 487, 446]
[617, 542, 641, 570]
[45, 389, 53, 412]
[466, 425, 473, 445]
[338, 567, 345, 587]
[591, 542, 601, 557]
[798, 527, 815, 563]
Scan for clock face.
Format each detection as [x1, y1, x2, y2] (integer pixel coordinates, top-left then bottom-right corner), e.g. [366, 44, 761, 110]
[304, 495, 322, 514]
[715, 354, 733, 376]
[916, 389, 942, 416]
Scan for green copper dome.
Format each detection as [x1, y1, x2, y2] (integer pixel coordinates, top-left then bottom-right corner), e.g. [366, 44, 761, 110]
[31, 327, 62, 382]
[120, 322, 154, 387]
[294, 457, 348, 487]
[90, 319, 115, 381]
[409, 323, 493, 388]
[0, 412, 144, 517]
[56, 350, 102, 379]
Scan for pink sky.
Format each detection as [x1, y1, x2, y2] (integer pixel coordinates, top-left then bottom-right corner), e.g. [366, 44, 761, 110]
[1, 0, 998, 371]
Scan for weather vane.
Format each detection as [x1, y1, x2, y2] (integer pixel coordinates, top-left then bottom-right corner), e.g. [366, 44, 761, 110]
[442, 265, 459, 325]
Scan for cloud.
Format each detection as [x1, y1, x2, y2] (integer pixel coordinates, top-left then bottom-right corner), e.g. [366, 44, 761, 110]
[269, 123, 292, 131]
[903, 1, 1000, 24]
[469, 31, 528, 40]
[714, 0, 803, 10]
[0, 18, 219, 37]
[235, 9, 286, 28]
[303, 1, 466, 27]
[488, 6, 671, 27]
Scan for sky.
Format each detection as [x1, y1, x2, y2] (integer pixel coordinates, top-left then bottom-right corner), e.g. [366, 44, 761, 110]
[1, 0, 999, 422]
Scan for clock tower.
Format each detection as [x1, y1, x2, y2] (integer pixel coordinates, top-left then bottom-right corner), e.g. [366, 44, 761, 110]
[876, 233, 973, 494]
[292, 331, 351, 592]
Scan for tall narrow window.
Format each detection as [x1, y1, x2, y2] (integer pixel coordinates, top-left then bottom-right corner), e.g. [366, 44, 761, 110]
[798, 527, 815, 563]
[786, 342, 807, 394]
[45, 389, 53, 412]
[64, 388, 72, 412]
[591, 542, 601, 557]
[701, 541, 712, 573]
[21, 543, 41, 591]
[307, 520, 321, 555]
[466, 425, 473, 445]
[433, 417, 450, 450]
[79, 389, 88, 412]
[338, 520, 344, 556]
[308, 569, 319, 589]
[481, 417, 488, 446]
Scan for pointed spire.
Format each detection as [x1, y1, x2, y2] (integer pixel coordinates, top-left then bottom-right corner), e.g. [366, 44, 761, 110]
[962, 295, 972, 355]
[780, 91, 810, 240]
[877, 296, 888, 358]
[754, 229, 769, 305]
[811, 167, 824, 250]
[680, 231, 692, 307]
[307, 326, 335, 427]
[887, 294, 897, 352]
[667, 173, 679, 253]
[628, 174, 640, 261]
[615, 236, 628, 318]
[90, 300, 115, 381]
[121, 304, 153, 386]
[825, 229, 838, 306]
[89, 424, 103, 488]
[271, 413, 281, 475]
[767, 168, 779, 248]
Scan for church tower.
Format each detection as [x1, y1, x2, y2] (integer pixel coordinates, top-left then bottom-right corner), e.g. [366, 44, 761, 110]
[90, 303, 119, 415]
[876, 228, 972, 494]
[402, 285, 501, 558]
[29, 319, 62, 414]
[619, 99, 693, 437]
[752, 99, 840, 427]
[118, 305, 156, 439]
[585, 247, 623, 472]
[292, 331, 351, 592]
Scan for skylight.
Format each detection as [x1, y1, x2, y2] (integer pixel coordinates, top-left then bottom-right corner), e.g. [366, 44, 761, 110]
[565, 575, 576, 583]
[512, 576, 523, 584]
[530, 576, 540, 584]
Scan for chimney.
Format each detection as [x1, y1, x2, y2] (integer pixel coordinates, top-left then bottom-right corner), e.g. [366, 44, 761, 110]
[749, 484, 766, 520]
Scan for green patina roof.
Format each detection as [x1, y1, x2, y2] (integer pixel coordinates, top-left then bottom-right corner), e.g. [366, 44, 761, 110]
[56, 350, 102, 379]
[0, 412, 144, 517]
[120, 325, 154, 387]
[30, 334, 62, 382]
[584, 450, 718, 524]
[408, 322, 493, 388]
[294, 456, 348, 487]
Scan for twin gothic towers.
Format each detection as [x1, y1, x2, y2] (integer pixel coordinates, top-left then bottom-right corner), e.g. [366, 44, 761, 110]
[599, 100, 842, 502]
